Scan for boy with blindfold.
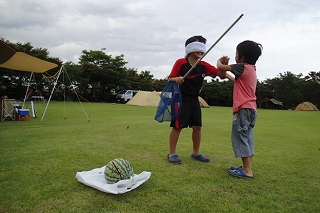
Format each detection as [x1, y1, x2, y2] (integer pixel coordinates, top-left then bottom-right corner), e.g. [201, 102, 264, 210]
[167, 35, 229, 164]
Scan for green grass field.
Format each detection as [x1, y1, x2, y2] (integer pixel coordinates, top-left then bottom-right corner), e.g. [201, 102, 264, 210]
[1, 101, 319, 213]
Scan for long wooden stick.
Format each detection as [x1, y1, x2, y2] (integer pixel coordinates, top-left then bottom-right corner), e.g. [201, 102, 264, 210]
[183, 14, 244, 78]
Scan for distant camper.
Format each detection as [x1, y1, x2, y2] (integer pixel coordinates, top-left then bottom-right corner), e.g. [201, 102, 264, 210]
[116, 90, 138, 103]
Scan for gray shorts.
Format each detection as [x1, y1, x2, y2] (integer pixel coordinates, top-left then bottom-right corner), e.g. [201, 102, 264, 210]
[231, 109, 257, 158]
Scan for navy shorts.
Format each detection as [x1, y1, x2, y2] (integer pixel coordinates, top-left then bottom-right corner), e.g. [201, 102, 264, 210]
[170, 96, 201, 129]
[231, 108, 257, 158]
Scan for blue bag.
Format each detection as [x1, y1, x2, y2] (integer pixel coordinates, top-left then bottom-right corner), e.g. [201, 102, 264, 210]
[154, 81, 182, 122]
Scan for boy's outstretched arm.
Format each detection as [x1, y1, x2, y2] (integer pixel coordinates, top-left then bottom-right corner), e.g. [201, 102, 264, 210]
[224, 72, 235, 83]
[217, 56, 235, 83]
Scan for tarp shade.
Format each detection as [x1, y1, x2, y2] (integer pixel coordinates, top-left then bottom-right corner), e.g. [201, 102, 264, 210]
[0, 40, 58, 73]
[257, 97, 284, 106]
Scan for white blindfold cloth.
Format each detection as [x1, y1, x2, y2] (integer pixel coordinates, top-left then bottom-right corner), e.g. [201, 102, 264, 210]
[185, 41, 206, 56]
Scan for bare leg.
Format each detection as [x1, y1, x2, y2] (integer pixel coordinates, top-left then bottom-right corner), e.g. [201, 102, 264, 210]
[169, 128, 182, 154]
[192, 126, 201, 155]
[242, 156, 253, 176]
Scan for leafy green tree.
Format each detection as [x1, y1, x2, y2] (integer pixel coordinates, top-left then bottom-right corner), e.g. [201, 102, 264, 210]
[78, 50, 128, 102]
[152, 78, 168, 92]
[201, 79, 233, 106]
[281, 72, 306, 108]
[138, 70, 154, 91]
[306, 71, 320, 83]
[302, 71, 320, 108]
[263, 72, 304, 109]
[2, 39, 319, 107]
[126, 68, 139, 90]
[256, 80, 273, 102]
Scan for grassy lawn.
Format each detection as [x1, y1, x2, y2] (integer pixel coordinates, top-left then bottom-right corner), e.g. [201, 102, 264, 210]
[1, 101, 319, 213]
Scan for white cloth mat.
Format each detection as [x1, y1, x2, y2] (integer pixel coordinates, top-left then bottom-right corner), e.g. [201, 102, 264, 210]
[75, 166, 151, 194]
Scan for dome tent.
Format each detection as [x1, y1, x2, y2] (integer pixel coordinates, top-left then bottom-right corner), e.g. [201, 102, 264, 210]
[127, 91, 210, 108]
[295, 102, 318, 111]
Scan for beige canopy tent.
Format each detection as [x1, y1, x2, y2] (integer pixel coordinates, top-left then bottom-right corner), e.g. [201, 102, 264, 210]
[127, 91, 210, 108]
[0, 40, 69, 121]
[0, 40, 58, 73]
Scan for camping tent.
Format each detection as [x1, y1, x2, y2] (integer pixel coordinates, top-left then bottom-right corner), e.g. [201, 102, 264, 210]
[295, 102, 318, 111]
[0, 40, 58, 73]
[0, 40, 61, 121]
[126, 91, 160, 107]
[198, 96, 210, 108]
[0, 41, 89, 121]
[126, 91, 210, 108]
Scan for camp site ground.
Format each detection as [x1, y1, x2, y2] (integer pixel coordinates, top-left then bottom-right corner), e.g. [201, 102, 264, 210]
[1, 102, 319, 212]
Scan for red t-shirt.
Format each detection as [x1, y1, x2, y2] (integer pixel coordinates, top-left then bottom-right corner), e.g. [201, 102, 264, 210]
[169, 58, 219, 97]
[230, 63, 257, 113]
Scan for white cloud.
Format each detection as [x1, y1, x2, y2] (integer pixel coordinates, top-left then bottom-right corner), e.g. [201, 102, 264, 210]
[1, 0, 319, 81]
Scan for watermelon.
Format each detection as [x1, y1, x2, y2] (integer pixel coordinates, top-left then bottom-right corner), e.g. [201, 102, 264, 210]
[104, 158, 134, 184]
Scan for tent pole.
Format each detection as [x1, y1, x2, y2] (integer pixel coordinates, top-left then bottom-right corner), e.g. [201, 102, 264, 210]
[22, 72, 34, 108]
[41, 66, 63, 121]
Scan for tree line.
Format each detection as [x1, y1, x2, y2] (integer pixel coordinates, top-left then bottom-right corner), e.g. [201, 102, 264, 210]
[1, 39, 319, 109]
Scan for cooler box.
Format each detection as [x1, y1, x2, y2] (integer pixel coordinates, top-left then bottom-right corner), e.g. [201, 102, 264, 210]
[19, 109, 29, 115]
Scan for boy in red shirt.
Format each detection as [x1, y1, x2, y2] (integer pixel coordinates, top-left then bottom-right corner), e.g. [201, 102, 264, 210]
[217, 40, 263, 178]
[167, 35, 228, 164]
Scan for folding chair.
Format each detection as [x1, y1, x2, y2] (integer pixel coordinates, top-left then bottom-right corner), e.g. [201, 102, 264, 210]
[1, 99, 15, 121]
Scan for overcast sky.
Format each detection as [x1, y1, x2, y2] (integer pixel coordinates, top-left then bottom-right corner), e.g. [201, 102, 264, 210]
[1, 0, 319, 81]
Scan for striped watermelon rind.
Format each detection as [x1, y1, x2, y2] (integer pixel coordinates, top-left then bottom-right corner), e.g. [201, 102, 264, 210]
[104, 158, 134, 184]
